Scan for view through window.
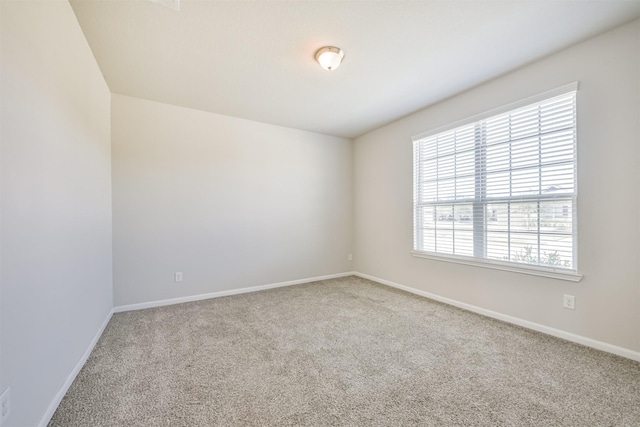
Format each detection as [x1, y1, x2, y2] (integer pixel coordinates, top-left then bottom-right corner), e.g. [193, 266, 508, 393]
[413, 87, 577, 272]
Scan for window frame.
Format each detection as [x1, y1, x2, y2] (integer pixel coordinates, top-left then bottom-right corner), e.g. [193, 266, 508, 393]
[411, 82, 582, 282]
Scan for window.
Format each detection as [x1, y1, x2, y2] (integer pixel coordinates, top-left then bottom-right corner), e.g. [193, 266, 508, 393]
[412, 83, 579, 280]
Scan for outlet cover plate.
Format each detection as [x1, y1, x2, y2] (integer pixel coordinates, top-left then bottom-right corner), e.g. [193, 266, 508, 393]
[563, 294, 575, 309]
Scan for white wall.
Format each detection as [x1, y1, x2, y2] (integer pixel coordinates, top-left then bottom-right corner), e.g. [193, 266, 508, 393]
[0, 0, 4, 401]
[0, 1, 112, 426]
[354, 20, 640, 353]
[112, 95, 353, 306]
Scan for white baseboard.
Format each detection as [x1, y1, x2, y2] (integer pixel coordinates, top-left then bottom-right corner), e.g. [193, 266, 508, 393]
[354, 272, 640, 362]
[38, 308, 114, 427]
[114, 272, 356, 313]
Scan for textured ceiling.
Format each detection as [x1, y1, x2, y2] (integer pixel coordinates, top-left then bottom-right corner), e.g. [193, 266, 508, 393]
[70, 0, 640, 138]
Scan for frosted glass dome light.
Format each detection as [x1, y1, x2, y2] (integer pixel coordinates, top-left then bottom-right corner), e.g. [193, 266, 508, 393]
[315, 46, 345, 71]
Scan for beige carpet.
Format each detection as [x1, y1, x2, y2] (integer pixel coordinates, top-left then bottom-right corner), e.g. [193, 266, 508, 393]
[50, 276, 640, 426]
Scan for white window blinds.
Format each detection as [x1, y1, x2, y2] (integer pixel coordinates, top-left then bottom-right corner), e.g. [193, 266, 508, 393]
[413, 86, 577, 273]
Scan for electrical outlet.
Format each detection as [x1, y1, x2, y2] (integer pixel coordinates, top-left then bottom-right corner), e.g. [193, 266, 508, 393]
[174, 272, 183, 282]
[348, 254, 353, 261]
[1, 387, 10, 424]
[563, 294, 575, 310]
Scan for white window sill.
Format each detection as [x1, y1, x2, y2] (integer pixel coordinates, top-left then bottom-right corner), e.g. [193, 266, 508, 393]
[411, 251, 583, 282]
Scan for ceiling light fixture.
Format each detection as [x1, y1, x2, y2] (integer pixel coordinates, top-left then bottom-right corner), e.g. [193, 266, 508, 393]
[315, 46, 345, 71]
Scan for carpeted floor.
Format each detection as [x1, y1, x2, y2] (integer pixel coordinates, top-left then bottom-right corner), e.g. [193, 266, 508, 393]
[50, 276, 640, 426]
